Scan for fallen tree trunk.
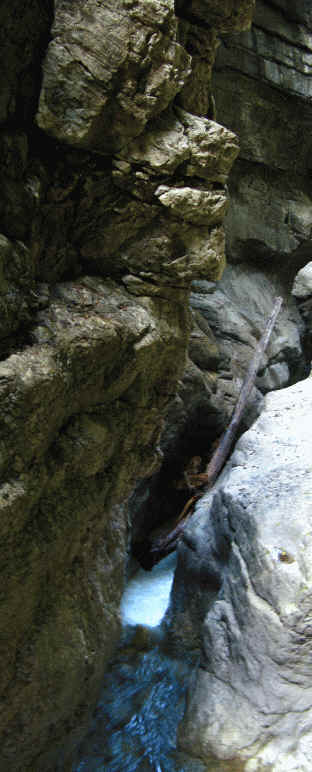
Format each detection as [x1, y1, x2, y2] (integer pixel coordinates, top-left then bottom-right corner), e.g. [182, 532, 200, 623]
[201, 295, 283, 490]
[149, 296, 283, 564]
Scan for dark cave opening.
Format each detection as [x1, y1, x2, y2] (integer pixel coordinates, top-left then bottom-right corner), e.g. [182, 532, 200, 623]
[129, 404, 225, 571]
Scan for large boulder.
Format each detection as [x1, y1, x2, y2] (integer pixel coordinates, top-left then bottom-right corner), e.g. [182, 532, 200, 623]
[36, 0, 192, 153]
[170, 374, 312, 771]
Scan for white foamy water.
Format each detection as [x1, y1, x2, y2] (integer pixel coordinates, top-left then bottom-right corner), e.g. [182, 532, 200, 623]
[120, 552, 177, 627]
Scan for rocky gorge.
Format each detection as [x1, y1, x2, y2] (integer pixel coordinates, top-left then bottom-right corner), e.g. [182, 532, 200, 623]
[0, 0, 312, 770]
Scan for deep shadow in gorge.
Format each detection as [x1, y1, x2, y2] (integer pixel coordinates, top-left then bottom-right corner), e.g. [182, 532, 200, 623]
[130, 406, 224, 570]
[1, 0, 312, 770]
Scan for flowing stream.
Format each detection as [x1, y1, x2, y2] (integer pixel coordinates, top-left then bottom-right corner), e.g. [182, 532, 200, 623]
[120, 553, 178, 628]
[73, 553, 207, 772]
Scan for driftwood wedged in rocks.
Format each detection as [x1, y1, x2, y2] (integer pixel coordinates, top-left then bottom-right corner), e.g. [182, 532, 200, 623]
[149, 296, 283, 565]
[201, 295, 283, 490]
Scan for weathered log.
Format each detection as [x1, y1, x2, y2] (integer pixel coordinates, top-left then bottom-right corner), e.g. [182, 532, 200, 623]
[150, 494, 200, 556]
[148, 296, 283, 564]
[202, 295, 283, 490]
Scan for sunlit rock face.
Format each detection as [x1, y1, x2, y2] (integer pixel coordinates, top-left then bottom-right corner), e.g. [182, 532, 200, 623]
[0, 0, 252, 769]
[171, 375, 312, 771]
[36, 2, 240, 287]
[37, 0, 191, 153]
[213, 0, 312, 273]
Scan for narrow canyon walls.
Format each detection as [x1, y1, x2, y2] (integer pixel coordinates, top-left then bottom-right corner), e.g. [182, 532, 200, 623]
[165, 4, 312, 769]
[130, 0, 312, 559]
[0, 1, 256, 769]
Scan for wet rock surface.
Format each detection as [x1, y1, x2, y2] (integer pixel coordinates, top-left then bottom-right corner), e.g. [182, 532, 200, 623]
[72, 627, 205, 772]
[170, 375, 312, 771]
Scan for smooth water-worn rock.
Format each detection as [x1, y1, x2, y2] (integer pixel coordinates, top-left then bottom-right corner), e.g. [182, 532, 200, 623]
[191, 263, 305, 394]
[170, 374, 312, 771]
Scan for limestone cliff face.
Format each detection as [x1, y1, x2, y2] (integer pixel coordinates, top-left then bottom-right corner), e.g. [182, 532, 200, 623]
[213, 0, 312, 270]
[0, 1, 255, 770]
[130, 0, 312, 561]
[164, 3, 312, 770]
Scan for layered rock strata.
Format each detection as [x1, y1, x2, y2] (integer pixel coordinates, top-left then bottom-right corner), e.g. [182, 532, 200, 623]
[213, 0, 312, 273]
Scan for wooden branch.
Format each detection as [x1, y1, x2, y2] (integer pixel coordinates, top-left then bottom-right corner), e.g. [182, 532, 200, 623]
[147, 296, 283, 564]
[150, 494, 200, 555]
[202, 295, 283, 490]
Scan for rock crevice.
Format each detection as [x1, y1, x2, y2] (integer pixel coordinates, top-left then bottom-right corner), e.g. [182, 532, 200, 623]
[0, 0, 254, 769]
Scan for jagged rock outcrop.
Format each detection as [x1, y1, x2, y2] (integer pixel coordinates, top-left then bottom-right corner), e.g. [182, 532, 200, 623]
[2, 0, 310, 768]
[0, 0, 256, 769]
[169, 374, 312, 771]
[130, 0, 312, 558]
[292, 262, 312, 300]
[36, 0, 191, 153]
[0, 277, 191, 772]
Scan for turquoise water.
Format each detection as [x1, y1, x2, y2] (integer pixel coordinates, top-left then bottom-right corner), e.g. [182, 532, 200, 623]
[120, 553, 177, 628]
[73, 555, 206, 772]
[74, 637, 193, 771]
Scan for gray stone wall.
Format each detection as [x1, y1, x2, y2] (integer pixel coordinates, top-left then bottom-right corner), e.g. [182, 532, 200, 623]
[0, 1, 255, 769]
[213, 0, 312, 272]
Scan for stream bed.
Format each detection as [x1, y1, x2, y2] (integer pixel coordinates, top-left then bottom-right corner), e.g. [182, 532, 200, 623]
[73, 554, 207, 772]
